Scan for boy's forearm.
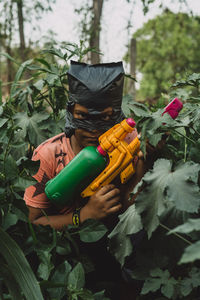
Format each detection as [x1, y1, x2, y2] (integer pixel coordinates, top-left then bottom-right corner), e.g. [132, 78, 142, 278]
[31, 205, 95, 230]
[32, 213, 74, 230]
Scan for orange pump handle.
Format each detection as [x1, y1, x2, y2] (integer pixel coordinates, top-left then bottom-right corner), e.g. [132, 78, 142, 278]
[81, 119, 140, 198]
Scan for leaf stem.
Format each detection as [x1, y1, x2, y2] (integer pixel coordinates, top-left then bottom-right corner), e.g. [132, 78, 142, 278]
[184, 137, 187, 162]
[191, 126, 200, 137]
[160, 223, 192, 245]
[172, 129, 196, 144]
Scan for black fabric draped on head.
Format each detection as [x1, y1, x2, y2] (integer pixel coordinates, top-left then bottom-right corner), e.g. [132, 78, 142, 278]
[65, 60, 125, 137]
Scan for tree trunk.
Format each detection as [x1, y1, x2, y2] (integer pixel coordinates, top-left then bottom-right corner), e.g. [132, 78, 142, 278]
[6, 46, 12, 86]
[89, 0, 104, 64]
[128, 38, 137, 99]
[16, 0, 26, 62]
[6, 0, 14, 94]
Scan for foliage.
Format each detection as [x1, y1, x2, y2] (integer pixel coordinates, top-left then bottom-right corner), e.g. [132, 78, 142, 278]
[109, 74, 200, 299]
[1, 42, 200, 299]
[0, 44, 110, 299]
[132, 9, 200, 101]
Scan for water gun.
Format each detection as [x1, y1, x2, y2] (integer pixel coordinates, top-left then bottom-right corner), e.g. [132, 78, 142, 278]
[81, 118, 140, 198]
[81, 97, 183, 198]
[45, 118, 139, 206]
[45, 98, 183, 206]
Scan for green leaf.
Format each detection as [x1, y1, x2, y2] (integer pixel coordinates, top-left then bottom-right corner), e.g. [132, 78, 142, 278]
[0, 118, 8, 128]
[37, 250, 54, 280]
[166, 162, 200, 212]
[42, 48, 64, 59]
[67, 262, 85, 290]
[0, 52, 19, 65]
[0, 105, 3, 116]
[14, 176, 36, 190]
[2, 213, 18, 230]
[187, 73, 200, 86]
[46, 73, 59, 85]
[47, 261, 72, 299]
[180, 267, 200, 296]
[14, 112, 49, 146]
[141, 268, 177, 298]
[0, 81, 2, 104]
[16, 157, 40, 176]
[0, 262, 22, 300]
[122, 96, 150, 118]
[78, 219, 108, 243]
[0, 227, 44, 300]
[94, 290, 110, 300]
[141, 273, 162, 294]
[168, 218, 200, 235]
[10, 59, 33, 98]
[179, 240, 200, 264]
[108, 204, 143, 266]
[161, 278, 176, 299]
[33, 79, 45, 91]
[135, 159, 200, 238]
[35, 58, 51, 70]
[5, 155, 19, 180]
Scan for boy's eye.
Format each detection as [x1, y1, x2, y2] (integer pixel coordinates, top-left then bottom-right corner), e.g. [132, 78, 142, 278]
[75, 112, 88, 119]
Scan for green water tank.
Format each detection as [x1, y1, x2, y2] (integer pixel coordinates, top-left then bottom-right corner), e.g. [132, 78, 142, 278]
[45, 145, 107, 207]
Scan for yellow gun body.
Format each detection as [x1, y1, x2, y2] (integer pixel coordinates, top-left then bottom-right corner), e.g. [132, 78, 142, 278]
[81, 119, 140, 198]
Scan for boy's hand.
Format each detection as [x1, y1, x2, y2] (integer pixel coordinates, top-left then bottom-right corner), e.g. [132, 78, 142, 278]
[82, 184, 121, 220]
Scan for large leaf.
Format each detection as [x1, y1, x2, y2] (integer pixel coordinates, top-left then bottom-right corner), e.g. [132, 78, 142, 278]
[46, 261, 72, 299]
[108, 204, 143, 266]
[67, 262, 85, 290]
[0, 262, 22, 300]
[2, 213, 18, 230]
[37, 250, 54, 280]
[0, 227, 44, 300]
[14, 112, 49, 146]
[179, 240, 200, 264]
[135, 159, 200, 238]
[0, 118, 8, 128]
[180, 267, 200, 296]
[122, 96, 150, 118]
[4, 155, 19, 180]
[13, 176, 36, 190]
[77, 219, 108, 243]
[168, 218, 200, 235]
[141, 268, 177, 298]
[10, 59, 33, 98]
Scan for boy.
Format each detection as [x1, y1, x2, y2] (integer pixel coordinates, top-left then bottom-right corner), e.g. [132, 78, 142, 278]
[24, 60, 145, 300]
[24, 60, 142, 230]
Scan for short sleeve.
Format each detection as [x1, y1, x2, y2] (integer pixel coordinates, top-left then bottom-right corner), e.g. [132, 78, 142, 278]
[24, 151, 53, 209]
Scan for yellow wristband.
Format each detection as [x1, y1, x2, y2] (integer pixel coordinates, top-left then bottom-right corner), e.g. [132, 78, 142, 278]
[72, 208, 81, 227]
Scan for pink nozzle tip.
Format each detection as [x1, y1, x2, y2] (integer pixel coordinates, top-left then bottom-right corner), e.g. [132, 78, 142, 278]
[97, 145, 107, 156]
[126, 118, 136, 128]
[162, 98, 183, 119]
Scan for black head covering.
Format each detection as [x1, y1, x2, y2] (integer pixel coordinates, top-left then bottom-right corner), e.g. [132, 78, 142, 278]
[65, 60, 125, 137]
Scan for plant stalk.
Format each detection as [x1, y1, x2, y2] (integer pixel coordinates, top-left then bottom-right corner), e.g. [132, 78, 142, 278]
[160, 223, 192, 245]
[172, 129, 196, 144]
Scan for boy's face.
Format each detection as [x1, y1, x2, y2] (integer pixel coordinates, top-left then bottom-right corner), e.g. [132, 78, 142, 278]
[72, 103, 113, 148]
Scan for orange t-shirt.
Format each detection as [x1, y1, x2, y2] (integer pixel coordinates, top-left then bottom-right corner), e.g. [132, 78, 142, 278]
[24, 133, 76, 213]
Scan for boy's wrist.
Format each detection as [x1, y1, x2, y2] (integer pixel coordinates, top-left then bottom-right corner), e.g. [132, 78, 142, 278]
[72, 208, 81, 227]
[80, 205, 97, 223]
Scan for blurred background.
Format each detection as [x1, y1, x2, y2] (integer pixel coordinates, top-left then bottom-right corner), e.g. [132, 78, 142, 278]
[1, 0, 200, 102]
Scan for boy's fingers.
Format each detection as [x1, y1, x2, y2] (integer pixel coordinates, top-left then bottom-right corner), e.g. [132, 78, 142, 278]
[107, 203, 122, 214]
[106, 197, 121, 208]
[104, 188, 120, 200]
[98, 184, 116, 195]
